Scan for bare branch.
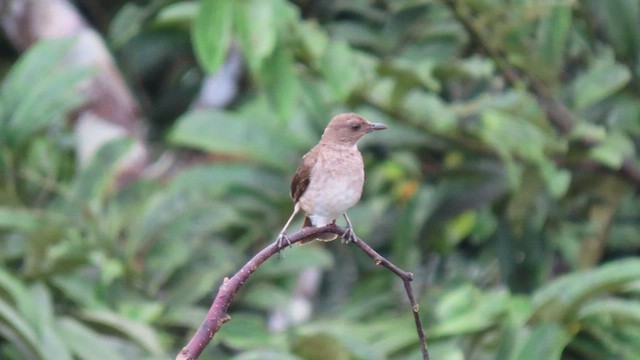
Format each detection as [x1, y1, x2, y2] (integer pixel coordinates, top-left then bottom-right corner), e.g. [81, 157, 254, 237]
[176, 224, 429, 360]
[348, 236, 430, 360]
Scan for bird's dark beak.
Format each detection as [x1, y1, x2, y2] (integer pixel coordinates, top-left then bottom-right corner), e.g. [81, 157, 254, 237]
[367, 122, 388, 132]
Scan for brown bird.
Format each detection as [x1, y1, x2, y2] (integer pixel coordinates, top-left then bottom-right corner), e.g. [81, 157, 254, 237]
[277, 113, 388, 246]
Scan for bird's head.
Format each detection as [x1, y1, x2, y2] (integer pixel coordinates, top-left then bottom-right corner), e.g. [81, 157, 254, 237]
[320, 113, 388, 146]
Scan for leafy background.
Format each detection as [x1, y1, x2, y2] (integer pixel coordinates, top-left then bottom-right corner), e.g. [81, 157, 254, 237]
[1, 0, 640, 359]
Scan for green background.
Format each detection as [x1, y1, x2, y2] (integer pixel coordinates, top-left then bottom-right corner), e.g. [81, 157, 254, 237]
[1, 0, 640, 359]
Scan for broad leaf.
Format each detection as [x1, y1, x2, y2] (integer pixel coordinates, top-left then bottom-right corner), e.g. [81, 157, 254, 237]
[0, 38, 93, 148]
[71, 138, 134, 203]
[168, 109, 300, 169]
[573, 53, 630, 110]
[514, 322, 570, 360]
[58, 318, 126, 360]
[234, 0, 277, 71]
[192, 0, 233, 73]
[81, 311, 163, 355]
[532, 258, 640, 322]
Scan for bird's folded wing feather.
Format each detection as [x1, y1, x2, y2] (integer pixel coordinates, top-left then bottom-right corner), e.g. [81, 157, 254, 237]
[290, 146, 320, 202]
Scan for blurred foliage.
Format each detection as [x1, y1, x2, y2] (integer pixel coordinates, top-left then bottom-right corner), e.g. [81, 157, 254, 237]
[2, 0, 640, 359]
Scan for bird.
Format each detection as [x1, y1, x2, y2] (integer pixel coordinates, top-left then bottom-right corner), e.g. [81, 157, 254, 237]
[277, 113, 388, 247]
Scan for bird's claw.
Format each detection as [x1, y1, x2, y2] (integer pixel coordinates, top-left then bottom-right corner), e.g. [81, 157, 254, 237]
[276, 232, 292, 249]
[341, 226, 357, 244]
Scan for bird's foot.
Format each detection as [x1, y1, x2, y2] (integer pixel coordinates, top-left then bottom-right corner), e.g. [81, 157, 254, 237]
[276, 232, 292, 249]
[341, 226, 357, 244]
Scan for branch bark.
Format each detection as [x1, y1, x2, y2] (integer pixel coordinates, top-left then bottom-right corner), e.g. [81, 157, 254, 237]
[176, 224, 430, 360]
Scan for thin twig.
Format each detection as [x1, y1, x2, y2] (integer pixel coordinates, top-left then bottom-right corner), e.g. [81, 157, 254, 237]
[349, 236, 430, 360]
[176, 224, 429, 360]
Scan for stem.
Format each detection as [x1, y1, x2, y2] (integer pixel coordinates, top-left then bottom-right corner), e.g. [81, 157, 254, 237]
[349, 236, 430, 360]
[176, 224, 429, 360]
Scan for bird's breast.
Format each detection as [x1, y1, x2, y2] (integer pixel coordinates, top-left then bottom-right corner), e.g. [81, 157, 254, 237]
[298, 146, 364, 226]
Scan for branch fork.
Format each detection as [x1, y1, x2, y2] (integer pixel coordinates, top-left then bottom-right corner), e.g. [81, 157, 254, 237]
[177, 224, 430, 360]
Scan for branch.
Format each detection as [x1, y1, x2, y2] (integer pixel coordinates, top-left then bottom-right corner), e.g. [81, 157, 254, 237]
[176, 224, 430, 360]
[348, 235, 430, 360]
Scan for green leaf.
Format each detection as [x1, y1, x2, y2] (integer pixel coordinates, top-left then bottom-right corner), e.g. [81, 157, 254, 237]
[479, 107, 551, 189]
[443, 210, 476, 248]
[298, 21, 329, 67]
[109, 4, 146, 48]
[480, 108, 549, 164]
[570, 122, 607, 143]
[296, 320, 383, 360]
[366, 315, 420, 355]
[232, 350, 300, 360]
[234, 0, 277, 72]
[51, 275, 105, 310]
[154, 1, 198, 28]
[321, 41, 356, 101]
[327, 21, 382, 51]
[164, 254, 238, 308]
[161, 306, 207, 329]
[590, 0, 640, 61]
[192, 0, 233, 74]
[0, 38, 93, 147]
[536, 3, 572, 69]
[58, 318, 126, 360]
[8, 63, 90, 145]
[260, 47, 299, 121]
[588, 131, 635, 169]
[142, 205, 240, 293]
[0, 269, 32, 314]
[216, 313, 272, 349]
[72, 138, 134, 203]
[532, 258, 640, 322]
[126, 163, 282, 260]
[355, 111, 431, 149]
[0, 297, 42, 360]
[404, 92, 457, 133]
[293, 333, 352, 360]
[81, 311, 163, 355]
[424, 341, 465, 360]
[494, 297, 534, 360]
[0, 207, 41, 232]
[258, 245, 334, 277]
[30, 284, 73, 360]
[1, 38, 74, 112]
[111, 0, 171, 45]
[513, 322, 570, 360]
[578, 298, 640, 325]
[241, 284, 290, 311]
[431, 286, 510, 337]
[168, 109, 300, 169]
[539, 162, 571, 198]
[573, 53, 631, 109]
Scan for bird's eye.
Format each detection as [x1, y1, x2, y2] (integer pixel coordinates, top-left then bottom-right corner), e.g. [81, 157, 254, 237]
[350, 123, 361, 131]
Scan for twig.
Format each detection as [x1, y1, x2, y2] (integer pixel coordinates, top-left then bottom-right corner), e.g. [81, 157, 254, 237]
[176, 224, 429, 360]
[349, 236, 430, 360]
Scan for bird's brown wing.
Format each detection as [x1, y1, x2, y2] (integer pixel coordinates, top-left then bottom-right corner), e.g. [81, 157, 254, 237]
[290, 146, 319, 202]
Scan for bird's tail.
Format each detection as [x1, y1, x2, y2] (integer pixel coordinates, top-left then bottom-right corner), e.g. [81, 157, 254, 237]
[299, 216, 339, 244]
